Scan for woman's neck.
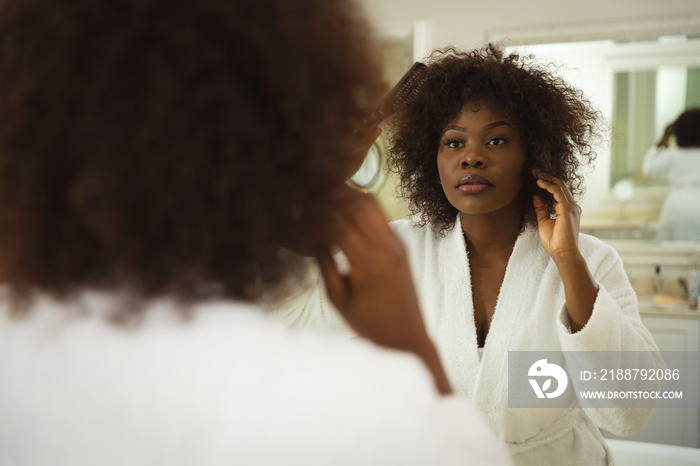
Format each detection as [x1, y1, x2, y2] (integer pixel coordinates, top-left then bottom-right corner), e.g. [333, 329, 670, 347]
[460, 210, 522, 258]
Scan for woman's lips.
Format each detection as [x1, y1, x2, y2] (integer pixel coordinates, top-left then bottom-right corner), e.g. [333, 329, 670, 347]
[456, 174, 492, 194]
[458, 184, 491, 194]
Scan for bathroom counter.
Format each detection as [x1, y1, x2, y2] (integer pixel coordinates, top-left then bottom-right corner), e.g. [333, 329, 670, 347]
[638, 297, 699, 317]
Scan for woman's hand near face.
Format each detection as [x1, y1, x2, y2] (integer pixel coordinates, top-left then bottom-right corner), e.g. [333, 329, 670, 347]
[532, 170, 598, 333]
[317, 185, 452, 394]
[532, 170, 582, 261]
[658, 122, 675, 148]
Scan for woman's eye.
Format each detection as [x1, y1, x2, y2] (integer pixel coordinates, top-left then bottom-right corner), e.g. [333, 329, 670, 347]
[487, 137, 507, 146]
[445, 140, 464, 148]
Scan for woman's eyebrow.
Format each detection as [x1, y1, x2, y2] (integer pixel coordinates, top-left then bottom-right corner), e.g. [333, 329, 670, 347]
[484, 120, 512, 130]
[444, 125, 466, 132]
[444, 121, 512, 133]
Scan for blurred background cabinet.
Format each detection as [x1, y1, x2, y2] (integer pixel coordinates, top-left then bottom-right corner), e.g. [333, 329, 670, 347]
[602, 310, 699, 447]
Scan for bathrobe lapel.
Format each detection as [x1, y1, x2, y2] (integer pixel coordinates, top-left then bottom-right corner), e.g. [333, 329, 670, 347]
[410, 216, 563, 437]
[467, 220, 561, 438]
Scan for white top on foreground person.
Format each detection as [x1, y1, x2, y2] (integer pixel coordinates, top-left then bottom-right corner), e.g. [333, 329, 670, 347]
[0, 293, 513, 466]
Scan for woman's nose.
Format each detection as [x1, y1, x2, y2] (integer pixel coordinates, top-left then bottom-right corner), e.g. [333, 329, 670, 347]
[460, 146, 486, 168]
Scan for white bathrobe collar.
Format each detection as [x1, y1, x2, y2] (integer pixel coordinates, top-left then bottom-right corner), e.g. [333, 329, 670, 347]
[432, 215, 548, 387]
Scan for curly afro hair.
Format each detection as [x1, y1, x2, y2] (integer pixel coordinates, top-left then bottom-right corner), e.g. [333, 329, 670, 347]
[388, 44, 601, 232]
[0, 0, 384, 307]
[674, 108, 700, 147]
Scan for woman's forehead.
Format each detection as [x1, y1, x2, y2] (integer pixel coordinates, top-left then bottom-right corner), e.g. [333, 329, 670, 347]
[442, 102, 519, 129]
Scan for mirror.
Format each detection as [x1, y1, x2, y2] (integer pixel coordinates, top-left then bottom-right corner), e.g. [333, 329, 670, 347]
[611, 64, 700, 187]
[349, 134, 388, 192]
[505, 35, 700, 243]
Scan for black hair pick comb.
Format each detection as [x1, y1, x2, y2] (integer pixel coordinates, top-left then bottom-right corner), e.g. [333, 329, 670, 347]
[368, 61, 428, 130]
[349, 62, 428, 189]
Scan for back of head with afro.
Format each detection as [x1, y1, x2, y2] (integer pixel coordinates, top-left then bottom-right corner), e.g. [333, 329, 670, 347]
[0, 0, 384, 309]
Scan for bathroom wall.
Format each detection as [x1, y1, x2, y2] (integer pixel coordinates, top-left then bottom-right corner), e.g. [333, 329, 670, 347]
[358, 0, 700, 53]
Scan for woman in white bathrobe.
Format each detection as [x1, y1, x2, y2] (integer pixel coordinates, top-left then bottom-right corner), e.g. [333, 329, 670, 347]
[277, 45, 659, 465]
[642, 108, 700, 241]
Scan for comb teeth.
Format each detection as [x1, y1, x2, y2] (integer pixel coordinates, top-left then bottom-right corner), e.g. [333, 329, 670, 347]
[376, 62, 428, 120]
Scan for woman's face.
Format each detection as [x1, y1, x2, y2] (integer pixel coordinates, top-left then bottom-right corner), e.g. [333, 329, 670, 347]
[437, 103, 526, 220]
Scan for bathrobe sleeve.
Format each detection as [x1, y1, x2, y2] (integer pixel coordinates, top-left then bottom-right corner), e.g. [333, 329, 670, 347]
[267, 259, 354, 337]
[642, 145, 672, 178]
[557, 235, 660, 435]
